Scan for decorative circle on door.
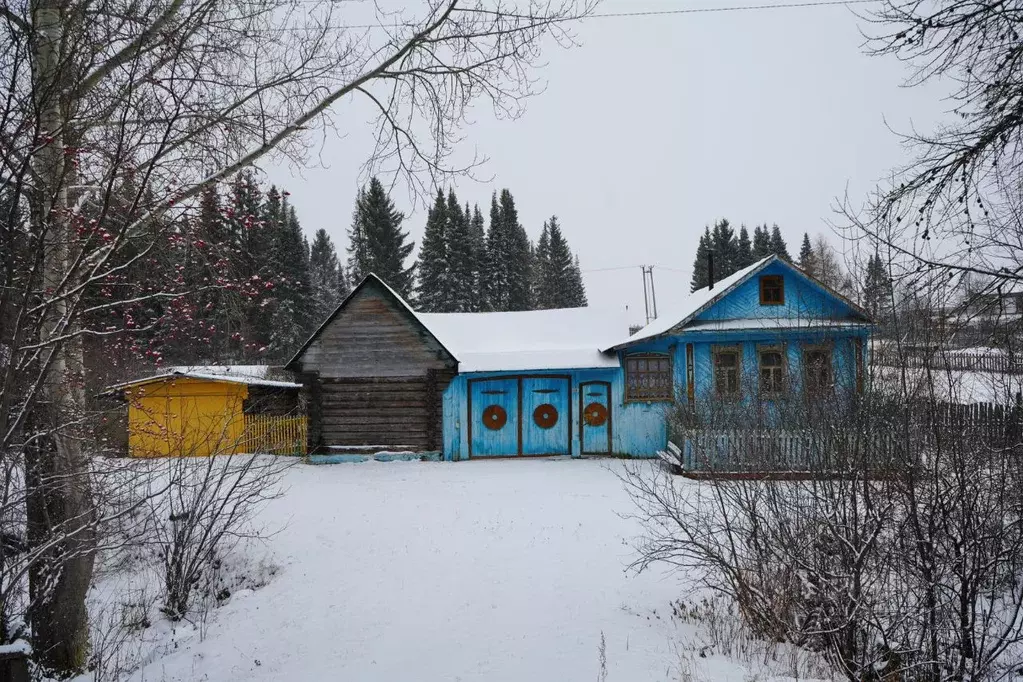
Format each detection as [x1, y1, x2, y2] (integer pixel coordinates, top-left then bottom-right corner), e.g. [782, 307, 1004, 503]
[583, 402, 608, 427]
[482, 405, 507, 430]
[533, 404, 559, 429]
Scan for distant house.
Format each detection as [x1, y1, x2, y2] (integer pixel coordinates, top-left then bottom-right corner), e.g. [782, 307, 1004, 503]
[108, 366, 305, 457]
[287, 255, 872, 460]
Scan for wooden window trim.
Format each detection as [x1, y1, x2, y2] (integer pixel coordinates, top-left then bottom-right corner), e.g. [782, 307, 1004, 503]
[624, 353, 674, 404]
[712, 344, 743, 399]
[759, 275, 785, 306]
[757, 343, 788, 398]
[802, 342, 834, 396]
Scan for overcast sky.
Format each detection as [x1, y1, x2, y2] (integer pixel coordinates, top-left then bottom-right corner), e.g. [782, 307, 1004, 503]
[266, 0, 948, 324]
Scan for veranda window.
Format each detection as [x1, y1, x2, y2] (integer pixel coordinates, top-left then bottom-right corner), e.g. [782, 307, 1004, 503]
[803, 346, 833, 395]
[713, 348, 741, 397]
[759, 348, 786, 396]
[624, 354, 672, 402]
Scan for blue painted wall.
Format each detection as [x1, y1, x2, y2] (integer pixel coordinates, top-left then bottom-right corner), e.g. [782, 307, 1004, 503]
[440, 262, 870, 460]
[440, 327, 867, 460]
[696, 261, 859, 323]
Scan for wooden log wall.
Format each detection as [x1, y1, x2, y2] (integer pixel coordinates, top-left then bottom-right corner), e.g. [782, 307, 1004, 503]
[290, 281, 457, 452]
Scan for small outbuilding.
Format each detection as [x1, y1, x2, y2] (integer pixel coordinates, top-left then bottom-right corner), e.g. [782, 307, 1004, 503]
[107, 366, 305, 457]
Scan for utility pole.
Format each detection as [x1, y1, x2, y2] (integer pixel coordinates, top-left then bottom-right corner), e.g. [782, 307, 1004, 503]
[639, 266, 658, 324]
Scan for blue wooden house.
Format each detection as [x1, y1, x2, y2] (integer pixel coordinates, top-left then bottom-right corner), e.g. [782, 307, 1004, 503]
[286, 255, 871, 461]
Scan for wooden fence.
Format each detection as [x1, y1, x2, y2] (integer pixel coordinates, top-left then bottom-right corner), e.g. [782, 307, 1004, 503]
[873, 348, 1021, 374]
[242, 414, 307, 456]
[670, 401, 1023, 477]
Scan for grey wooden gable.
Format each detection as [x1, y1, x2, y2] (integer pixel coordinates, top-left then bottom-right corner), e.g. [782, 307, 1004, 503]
[286, 274, 457, 379]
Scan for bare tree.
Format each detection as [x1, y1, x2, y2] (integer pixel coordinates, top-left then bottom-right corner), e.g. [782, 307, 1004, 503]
[625, 296, 1023, 681]
[842, 1, 1023, 287]
[0, 0, 592, 673]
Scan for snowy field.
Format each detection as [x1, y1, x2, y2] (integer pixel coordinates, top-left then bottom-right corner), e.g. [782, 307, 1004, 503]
[83, 458, 833, 682]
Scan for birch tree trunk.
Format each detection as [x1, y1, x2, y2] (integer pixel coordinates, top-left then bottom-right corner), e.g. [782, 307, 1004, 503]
[25, 0, 96, 672]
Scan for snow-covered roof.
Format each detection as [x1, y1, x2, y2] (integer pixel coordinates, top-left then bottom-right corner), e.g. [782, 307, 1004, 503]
[108, 365, 302, 391]
[605, 255, 871, 350]
[606, 257, 773, 349]
[418, 307, 627, 372]
[682, 319, 871, 332]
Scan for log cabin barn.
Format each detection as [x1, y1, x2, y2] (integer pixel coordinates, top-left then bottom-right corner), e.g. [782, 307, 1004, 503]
[287, 255, 872, 460]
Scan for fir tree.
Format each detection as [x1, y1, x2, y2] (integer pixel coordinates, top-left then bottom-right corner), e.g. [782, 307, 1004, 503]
[484, 189, 532, 311]
[546, 216, 576, 308]
[736, 225, 753, 268]
[769, 224, 790, 260]
[346, 177, 415, 298]
[501, 190, 533, 311]
[752, 225, 772, 261]
[267, 195, 313, 359]
[863, 252, 893, 320]
[468, 204, 489, 312]
[308, 228, 348, 327]
[484, 193, 509, 310]
[416, 189, 450, 312]
[711, 219, 737, 276]
[533, 220, 553, 308]
[226, 170, 272, 360]
[445, 193, 474, 312]
[798, 232, 817, 275]
[566, 255, 588, 307]
[691, 227, 711, 291]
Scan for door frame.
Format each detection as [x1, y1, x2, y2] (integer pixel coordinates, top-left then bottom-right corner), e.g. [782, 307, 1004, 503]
[578, 380, 613, 455]
[467, 374, 573, 458]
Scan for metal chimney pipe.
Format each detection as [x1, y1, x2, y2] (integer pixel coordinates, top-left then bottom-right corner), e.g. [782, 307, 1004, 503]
[708, 249, 715, 290]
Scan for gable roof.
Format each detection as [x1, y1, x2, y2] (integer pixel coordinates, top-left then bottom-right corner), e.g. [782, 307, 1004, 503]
[285, 273, 457, 371]
[288, 273, 627, 373]
[605, 255, 870, 351]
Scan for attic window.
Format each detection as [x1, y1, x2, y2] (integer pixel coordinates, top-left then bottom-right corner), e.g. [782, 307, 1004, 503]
[759, 275, 784, 306]
[624, 354, 673, 403]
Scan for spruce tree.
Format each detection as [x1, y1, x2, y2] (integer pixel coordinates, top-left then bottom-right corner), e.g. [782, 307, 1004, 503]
[711, 219, 737, 277]
[691, 227, 711, 291]
[308, 228, 348, 327]
[798, 232, 817, 275]
[187, 183, 233, 360]
[226, 170, 272, 360]
[546, 216, 575, 308]
[484, 189, 532, 311]
[415, 189, 450, 312]
[533, 220, 553, 308]
[445, 193, 474, 312]
[501, 190, 533, 311]
[863, 252, 893, 320]
[566, 255, 588, 307]
[484, 193, 509, 310]
[346, 177, 415, 298]
[769, 224, 790, 260]
[266, 196, 313, 359]
[468, 204, 489, 312]
[736, 225, 753, 268]
[752, 225, 772, 261]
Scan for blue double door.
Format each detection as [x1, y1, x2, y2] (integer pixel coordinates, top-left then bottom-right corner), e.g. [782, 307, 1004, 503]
[469, 375, 571, 457]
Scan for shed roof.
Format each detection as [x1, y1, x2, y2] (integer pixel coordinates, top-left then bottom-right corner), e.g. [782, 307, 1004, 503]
[107, 365, 302, 391]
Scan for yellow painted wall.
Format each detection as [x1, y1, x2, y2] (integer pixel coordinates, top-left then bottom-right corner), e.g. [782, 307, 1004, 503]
[126, 379, 248, 458]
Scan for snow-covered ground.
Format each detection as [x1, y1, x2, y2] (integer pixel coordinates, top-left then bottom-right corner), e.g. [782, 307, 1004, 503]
[82, 458, 834, 682]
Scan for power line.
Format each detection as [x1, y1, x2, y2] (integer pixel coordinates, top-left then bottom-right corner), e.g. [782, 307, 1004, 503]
[262, 0, 881, 31]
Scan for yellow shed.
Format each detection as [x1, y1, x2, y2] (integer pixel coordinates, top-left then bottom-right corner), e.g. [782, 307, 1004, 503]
[108, 366, 306, 458]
